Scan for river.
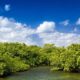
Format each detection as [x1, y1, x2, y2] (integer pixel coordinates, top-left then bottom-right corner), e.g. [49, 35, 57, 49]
[0, 66, 80, 80]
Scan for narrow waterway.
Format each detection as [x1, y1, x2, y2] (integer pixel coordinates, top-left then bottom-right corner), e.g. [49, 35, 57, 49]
[0, 66, 80, 80]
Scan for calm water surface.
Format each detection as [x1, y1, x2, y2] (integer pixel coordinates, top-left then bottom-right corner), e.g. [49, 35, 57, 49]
[0, 66, 80, 80]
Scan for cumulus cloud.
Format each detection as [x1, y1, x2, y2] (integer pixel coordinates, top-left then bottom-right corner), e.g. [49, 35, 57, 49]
[76, 18, 80, 25]
[36, 21, 55, 33]
[0, 16, 36, 45]
[4, 4, 10, 11]
[60, 20, 69, 26]
[0, 16, 80, 47]
[38, 32, 80, 46]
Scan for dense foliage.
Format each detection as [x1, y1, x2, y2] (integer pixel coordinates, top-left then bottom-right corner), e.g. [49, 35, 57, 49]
[0, 43, 80, 77]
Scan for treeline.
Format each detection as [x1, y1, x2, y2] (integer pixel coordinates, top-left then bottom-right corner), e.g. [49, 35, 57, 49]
[0, 43, 80, 77]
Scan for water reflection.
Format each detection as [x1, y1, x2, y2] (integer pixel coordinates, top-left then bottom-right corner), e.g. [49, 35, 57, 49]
[1, 66, 80, 80]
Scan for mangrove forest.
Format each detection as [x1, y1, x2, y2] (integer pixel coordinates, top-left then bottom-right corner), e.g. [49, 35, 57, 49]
[0, 43, 80, 77]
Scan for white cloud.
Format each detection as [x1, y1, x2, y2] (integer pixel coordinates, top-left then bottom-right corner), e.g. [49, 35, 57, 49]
[38, 32, 80, 46]
[60, 20, 69, 26]
[76, 18, 80, 25]
[0, 16, 36, 45]
[4, 4, 10, 11]
[0, 16, 80, 47]
[36, 21, 55, 33]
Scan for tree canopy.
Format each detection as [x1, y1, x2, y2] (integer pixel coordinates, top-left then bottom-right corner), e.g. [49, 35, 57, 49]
[0, 43, 80, 77]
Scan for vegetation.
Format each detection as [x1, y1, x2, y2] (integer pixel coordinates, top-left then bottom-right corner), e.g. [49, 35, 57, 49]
[0, 42, 80, 77]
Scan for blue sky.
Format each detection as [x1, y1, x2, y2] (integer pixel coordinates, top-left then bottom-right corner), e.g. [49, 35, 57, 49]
[0, 0, 80, 26]
[0, 0, 80, 46]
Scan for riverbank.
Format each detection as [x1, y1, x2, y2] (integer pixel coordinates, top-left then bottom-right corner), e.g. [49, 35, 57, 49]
[0, 43, 80, 77]
[1, 66, 80, 80]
